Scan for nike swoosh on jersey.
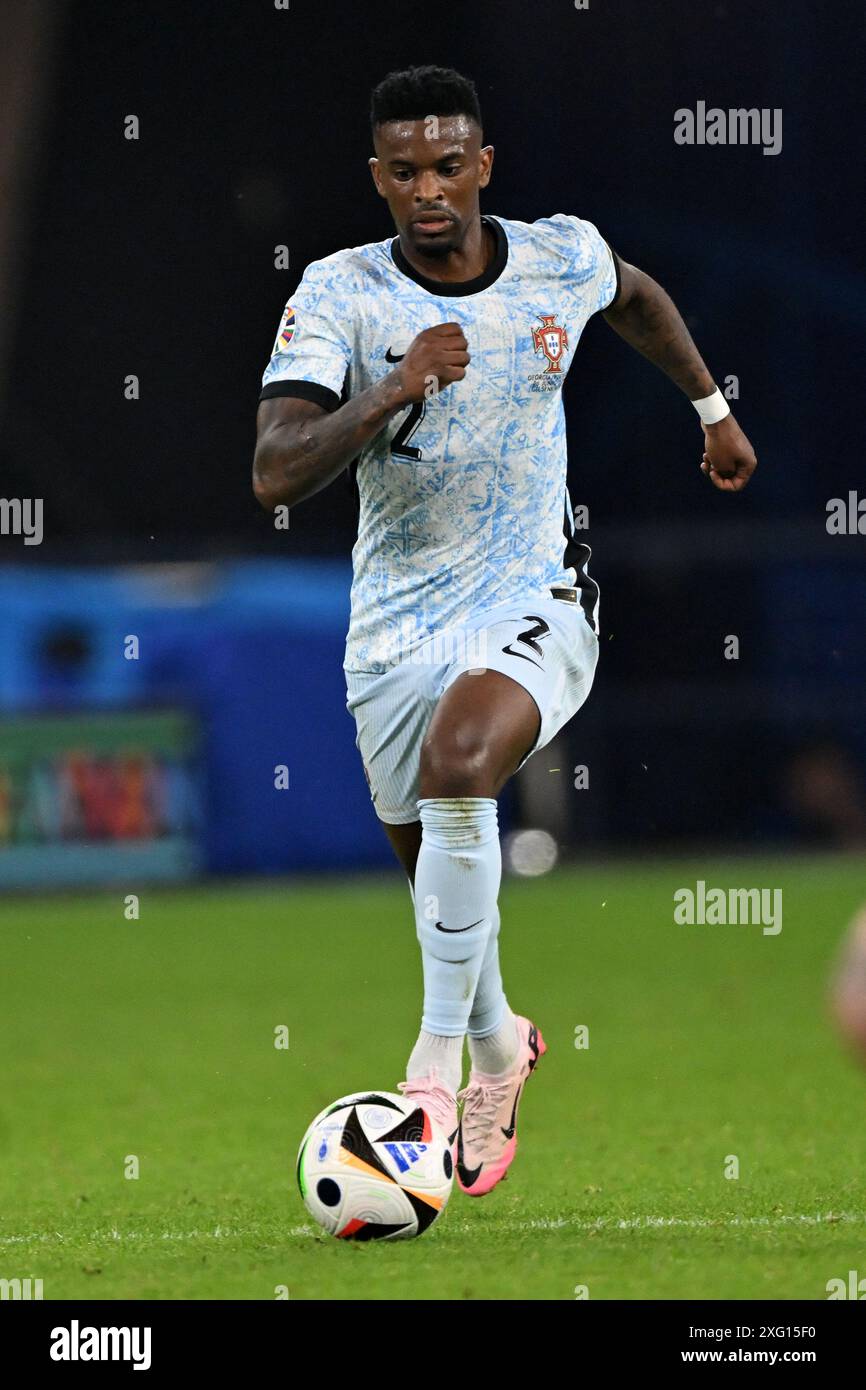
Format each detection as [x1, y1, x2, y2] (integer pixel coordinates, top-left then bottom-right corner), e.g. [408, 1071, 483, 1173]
[384, 347, 404, 362]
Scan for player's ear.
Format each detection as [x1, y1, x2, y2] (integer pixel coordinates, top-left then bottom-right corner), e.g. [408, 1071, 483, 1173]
[478, 145, 494, 189]
[368, 157, 386, 197]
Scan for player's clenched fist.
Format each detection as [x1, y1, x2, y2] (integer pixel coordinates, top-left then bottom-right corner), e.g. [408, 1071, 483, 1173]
[394, 323, 470, 402]
[699, 413, 758, 492]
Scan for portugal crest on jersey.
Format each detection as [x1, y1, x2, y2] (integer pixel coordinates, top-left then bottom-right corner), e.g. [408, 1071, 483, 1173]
[532, 314, 569, 373]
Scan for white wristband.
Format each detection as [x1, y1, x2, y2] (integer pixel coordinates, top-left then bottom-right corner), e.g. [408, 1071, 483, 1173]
[691, 388, 730, 425]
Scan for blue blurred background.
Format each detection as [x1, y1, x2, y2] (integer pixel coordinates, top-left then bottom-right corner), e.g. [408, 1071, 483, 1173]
[0, 0, 863, 887]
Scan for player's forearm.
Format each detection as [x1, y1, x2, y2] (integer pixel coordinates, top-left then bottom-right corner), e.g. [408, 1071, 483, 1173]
[603, 266, 716, 401]
[253, 374, 406, 510]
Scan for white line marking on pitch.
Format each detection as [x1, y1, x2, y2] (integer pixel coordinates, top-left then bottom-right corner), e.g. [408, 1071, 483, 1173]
[522, 1213, 866, 1232]
[1, 1212, 864, 1247]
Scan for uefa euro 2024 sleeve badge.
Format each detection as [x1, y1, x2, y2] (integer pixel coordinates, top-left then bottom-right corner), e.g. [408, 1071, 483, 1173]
[279, 305, 297, 350]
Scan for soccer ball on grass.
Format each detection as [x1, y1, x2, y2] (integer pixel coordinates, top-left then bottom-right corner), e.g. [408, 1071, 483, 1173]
[297, 1090, 453, 1240]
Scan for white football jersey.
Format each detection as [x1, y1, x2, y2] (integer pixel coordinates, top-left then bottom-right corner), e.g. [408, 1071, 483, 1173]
[260, 213, 618, 672]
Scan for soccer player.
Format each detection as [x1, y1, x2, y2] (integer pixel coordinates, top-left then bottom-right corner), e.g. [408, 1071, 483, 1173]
[253, 66, 757, 1196]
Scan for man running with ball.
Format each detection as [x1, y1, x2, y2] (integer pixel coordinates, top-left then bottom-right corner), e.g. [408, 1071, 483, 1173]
[253, 65, 757, 1195]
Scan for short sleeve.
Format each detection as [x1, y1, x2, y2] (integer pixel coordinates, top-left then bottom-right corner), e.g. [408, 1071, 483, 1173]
[543, 214, 619, 314]
[259, 257, 353, 410]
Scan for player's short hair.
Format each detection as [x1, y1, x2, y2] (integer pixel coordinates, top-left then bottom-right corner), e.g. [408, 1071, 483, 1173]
[370, 65, 482, 136]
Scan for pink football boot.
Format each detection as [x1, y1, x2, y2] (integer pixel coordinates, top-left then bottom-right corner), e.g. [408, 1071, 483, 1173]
[397, 1065, 459, 1158]
[456, 1016, 546, 1196]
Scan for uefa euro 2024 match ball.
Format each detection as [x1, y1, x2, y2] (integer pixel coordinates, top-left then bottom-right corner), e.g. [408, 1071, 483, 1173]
[297, 1091, 454, 1240]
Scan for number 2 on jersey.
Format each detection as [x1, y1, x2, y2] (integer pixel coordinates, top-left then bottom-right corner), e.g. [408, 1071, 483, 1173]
[386, 348, 425, 461]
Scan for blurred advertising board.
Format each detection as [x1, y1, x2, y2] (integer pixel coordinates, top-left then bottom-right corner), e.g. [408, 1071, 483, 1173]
[0, 709, 201, 889]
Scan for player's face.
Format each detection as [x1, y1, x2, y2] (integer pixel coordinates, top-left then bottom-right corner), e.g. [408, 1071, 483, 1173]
[369, 116, 493, 258]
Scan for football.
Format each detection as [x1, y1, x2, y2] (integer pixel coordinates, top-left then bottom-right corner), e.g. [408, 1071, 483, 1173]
[297, 1090, 454, 1240]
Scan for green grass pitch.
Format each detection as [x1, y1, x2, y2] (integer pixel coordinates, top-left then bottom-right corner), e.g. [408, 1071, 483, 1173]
[1, 854, 865, 1301]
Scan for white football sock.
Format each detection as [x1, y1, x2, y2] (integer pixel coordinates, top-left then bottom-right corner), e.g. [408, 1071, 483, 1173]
[467, 901, 506, 1036]
[412, 796, 500, 1038]
[467, 902, 520, 1071]
[406, 1030, 464, 1094]
[468, 1002, 520, 1076]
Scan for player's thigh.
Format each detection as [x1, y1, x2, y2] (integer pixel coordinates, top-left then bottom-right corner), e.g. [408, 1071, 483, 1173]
[418, 667, 542, 797]
[505, 597, 599, 770]
[436, 595, 599, 779]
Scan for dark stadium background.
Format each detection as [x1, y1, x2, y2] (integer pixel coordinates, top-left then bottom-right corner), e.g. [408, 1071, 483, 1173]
[0, 0, 863, 882]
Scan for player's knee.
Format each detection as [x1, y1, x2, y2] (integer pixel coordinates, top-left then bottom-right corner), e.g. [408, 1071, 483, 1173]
[418, 728, 493, 797]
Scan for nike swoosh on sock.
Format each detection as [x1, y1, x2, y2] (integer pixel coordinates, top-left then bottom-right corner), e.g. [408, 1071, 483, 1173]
[435, 918, 485, 934]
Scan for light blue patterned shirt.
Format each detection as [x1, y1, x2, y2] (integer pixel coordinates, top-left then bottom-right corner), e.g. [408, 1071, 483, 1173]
[260, 213, 617, 672]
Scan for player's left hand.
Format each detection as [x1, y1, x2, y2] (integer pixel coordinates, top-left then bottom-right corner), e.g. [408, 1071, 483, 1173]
[700, 413, 757, 492]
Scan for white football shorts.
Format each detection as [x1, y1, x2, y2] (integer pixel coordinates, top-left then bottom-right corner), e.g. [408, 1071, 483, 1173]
[345, 591, 599, 824]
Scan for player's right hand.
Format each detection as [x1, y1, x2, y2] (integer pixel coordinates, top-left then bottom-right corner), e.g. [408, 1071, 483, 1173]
[395, 323, 470, 402]
[699, 413, 757, 492]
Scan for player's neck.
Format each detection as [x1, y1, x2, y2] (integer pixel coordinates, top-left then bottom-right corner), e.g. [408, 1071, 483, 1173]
[398, 217, 493, 286]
